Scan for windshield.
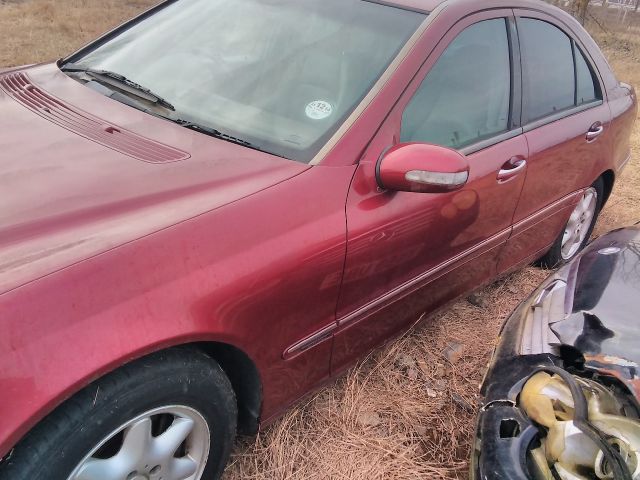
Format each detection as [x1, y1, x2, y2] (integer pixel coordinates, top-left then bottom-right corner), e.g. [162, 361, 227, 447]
[67, 0, 425, 162]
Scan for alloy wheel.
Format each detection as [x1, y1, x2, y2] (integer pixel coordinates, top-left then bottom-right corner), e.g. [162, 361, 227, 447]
[66, 405, 210, 480]
[561, 187, 598, 260]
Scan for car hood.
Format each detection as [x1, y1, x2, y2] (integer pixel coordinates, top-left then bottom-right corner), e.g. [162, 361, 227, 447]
[484, 225, 640, 402]
[0, 64, 308, 294]
[473, 225, 640, 480]
[559, 228, 640, 355]
[550, 225, 640, 397]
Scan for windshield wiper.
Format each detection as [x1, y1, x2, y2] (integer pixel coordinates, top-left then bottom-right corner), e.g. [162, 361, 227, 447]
[174, 119, 252, 146]
[62, 63, 283, 157]
[61, 62, 175, 111]
[173, 119, 287, 158]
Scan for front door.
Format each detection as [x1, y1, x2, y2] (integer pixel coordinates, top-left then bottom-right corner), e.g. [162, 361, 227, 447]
[331, 12, 529, 371]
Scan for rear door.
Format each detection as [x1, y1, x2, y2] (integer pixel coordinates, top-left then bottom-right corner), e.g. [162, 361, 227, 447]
[331, 11, 529, 372]
[498, 11, 612, 272]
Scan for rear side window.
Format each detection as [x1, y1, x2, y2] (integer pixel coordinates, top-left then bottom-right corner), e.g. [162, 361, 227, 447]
[576, 47, 597, 105]
[519, 18, 575, 122]
[400, 18, 511, 149]
[519, 18, 601, 123]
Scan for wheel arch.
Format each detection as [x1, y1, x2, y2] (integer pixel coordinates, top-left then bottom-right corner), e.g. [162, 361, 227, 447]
[600, 169, 615, 208]
[189, 341, 262, 435]
[123, 340, 263, 436]
[1, 339, 263, 461]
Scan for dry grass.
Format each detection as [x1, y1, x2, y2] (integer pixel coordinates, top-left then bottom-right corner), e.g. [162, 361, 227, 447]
[0, 0, 156, 67]
[591, 28, 640, 236]
[225, 268, 549, 480]
[0, 2, 638, 479]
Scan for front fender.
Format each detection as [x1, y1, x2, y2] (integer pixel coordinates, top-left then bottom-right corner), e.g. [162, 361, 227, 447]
[0, 164, 353, 457]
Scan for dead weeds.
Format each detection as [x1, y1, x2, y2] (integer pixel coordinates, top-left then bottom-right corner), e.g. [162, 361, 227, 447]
[0, 2, 637, 479]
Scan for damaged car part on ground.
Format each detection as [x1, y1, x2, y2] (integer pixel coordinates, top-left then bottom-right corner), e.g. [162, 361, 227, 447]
[472, 225, 640, 480]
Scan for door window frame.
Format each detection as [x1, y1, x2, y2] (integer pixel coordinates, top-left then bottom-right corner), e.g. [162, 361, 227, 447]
[513, 9, 605, 133]
[384, 9, 523, 157]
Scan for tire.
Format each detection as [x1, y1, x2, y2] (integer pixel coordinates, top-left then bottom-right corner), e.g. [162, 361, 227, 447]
[0, 348, 237, 480]
[538, 177, 604, 268]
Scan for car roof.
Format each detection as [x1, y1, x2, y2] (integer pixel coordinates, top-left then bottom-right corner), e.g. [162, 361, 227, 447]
[380, 0, 443, 13]
[383, 0, 554, 14]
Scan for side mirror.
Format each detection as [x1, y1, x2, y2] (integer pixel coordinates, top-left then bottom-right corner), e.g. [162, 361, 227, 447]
[376, 143, 470, 194]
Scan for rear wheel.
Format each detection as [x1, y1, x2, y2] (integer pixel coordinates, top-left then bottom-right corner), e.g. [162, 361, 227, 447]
[0, 348, 237, 480]
[538, 178, 604, 268]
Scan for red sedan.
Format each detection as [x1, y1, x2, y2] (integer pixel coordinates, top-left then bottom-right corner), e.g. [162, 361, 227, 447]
[0, 0, 636, 478]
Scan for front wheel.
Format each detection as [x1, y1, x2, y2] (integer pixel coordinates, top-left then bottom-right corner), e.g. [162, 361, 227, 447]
[538, 178, 604, 268]
[0, 348, 237, 480]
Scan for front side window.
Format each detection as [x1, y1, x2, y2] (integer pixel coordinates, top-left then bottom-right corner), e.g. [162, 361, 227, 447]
[66, 0, 425, 162]
[400, 19, 511, 150]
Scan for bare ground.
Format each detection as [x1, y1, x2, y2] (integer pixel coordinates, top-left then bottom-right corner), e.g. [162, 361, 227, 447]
[0, 2, 638, 478]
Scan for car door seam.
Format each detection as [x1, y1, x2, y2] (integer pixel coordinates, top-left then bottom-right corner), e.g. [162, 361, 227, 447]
[282, 227, 511, 358]
[510, 190, 584, 238]
[337, 228, 510, 328]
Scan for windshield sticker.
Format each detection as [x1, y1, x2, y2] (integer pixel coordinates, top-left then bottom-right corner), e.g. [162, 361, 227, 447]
[305, 100, 333, 120]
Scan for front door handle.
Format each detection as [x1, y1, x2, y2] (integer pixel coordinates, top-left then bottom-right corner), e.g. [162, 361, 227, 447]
[497, 157, 527, 181]
[586, 122, 604, 142]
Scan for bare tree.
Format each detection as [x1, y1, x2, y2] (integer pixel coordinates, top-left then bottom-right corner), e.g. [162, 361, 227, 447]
[572, 0, 590, 24]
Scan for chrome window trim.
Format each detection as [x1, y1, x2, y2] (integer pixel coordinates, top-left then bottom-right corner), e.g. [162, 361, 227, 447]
[522, 99, 603, 133]
[309, 3, 447, 166]
[460, 128, 523, 156]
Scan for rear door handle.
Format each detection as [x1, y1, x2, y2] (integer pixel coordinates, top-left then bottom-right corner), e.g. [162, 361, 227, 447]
[497, 157, 527, 181]
[586, 122, 604, 142]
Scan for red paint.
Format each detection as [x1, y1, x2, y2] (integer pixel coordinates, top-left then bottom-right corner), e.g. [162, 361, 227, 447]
[376, 143, 470, 193]
[0, 0, 635, 457]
